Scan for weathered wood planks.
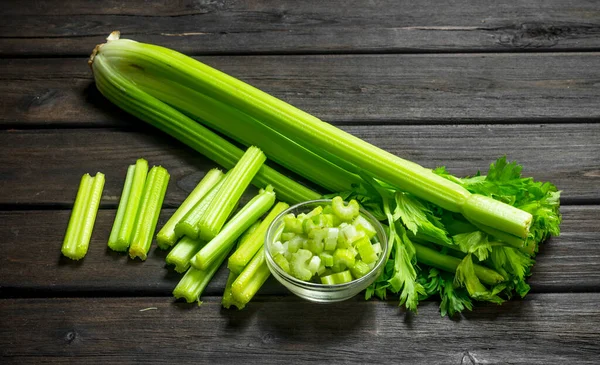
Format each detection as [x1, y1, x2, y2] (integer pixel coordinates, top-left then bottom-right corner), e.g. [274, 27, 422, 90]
[1, 0, 600, 56]
[2, 54, 600, 126]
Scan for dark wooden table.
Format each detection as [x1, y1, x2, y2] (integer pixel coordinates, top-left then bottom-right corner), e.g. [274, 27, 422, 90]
[1, 1, 600, 364]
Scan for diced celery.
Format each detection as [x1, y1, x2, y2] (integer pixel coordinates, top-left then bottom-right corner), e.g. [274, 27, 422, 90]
[353, 214, 377, 239]
[350, 260, 371, 279]
[323, 213, 341, 227]
[305, 206, 323, 220]
[319, 252, 334, 267]
[308, 256, 321, 275]
[324, 227, 339, 251]
[287, 235, 305, 253]
[283, 214, 303, 234]
[280, 232, 296, 241]
[290, 249, 313, 281]
[340, 224, 363, 246]
[372, 242, 383, 255]
[317, 263, 326, 276]
[331, 196, 360, 222]
[355, 236, 378, 264]
[331, 263, 346, 273]
[305, 239, 324, 255]
[273, 252, 291, 274]
[333, 248, 356, 269]
[320, 270, 353, 285]
[270, 240, 285, 255]
[323, 205, 333, 214]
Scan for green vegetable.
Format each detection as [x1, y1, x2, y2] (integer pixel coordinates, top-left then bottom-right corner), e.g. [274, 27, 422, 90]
[321, 271, 353, 285]
[175, 176, 227, 239]
[157, 168, 223, 249]
[113, 158, 148, 251]
[191, 186, 276, 270]
[173, 249, 229, 304]
[196, 146, 265, 241]
[165, 237, 205, 273]
[228, 201, 290, 274]
[108, 164, 136, 250]
[231, 247, 271, 305]
[62, 172, 105, 260]
[129, 166, 170, 260]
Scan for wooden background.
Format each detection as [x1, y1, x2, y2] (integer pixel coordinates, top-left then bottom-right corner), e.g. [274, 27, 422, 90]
[1, 1, 599, 363]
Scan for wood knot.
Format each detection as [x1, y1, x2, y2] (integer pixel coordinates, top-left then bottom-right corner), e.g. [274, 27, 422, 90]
[64, 331, 77, 344]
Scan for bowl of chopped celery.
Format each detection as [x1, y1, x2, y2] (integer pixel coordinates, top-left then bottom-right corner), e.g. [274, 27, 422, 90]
[264, 197, 388, 303]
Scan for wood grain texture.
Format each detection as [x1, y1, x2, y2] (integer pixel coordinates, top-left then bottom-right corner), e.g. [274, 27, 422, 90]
[2, 54, 600, 126]
[1, 0, 599, 56]
[0, 126, 597, 206]
[0, 206, 597, 295]
[1, 294, 599, 364]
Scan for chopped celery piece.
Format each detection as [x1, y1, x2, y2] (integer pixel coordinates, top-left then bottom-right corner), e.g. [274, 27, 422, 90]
[191, 186, 276, 270]
[324, 228, 339, 251]
[333, 248, 356, 269]
[283, 214, 303, 234]
[339, 224, 363, 246]
[317, 263, 326, 276]
[319, 252, 334, 267]
[157, 168, 223, 249]
[355, 235, 378, 264]
[129, 166, 170, 260]
[290, 249, 313, 281]
[273, 253, 291, 274]
[165, 236, 205, 273]
[228, 201, 289, 274]
[174, 176, 226, 239]
[108, 164, 135, 251]
[232, 247, 271, 305]
[270, 241, 285, 255]
[305, 206, 323, 220]
[196, 146, 266, 241]
[331, 196, 360, 222]
[372, 242, 383, 255]
[287, 235, 305, 253]
[280, 232, 296, 241]
[305, 239, 324, 255]
[115, 158, 148, 251]
[62, 172, 105, 260]
[308, 256, 321, 275]
[321, 270, 353, 285]
[331, 263, 347, 273]
[350, 260, 371, 279]
[323, 213, 340, 227]
[353, 214, 377, 239]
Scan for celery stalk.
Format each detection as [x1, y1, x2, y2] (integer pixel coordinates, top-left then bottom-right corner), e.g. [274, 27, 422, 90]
[157, 168, 223, 249]
[175, 176, 227, 239]
[91, 52, 320, 205]
[165, 237, 205, 273]
[414, 243, 504, 285]
[62, 172, 105, 260]
[108, 164, 135, 250]
[196, 146, 265, 241]
[231, 247, 271, 305]
[190, 186, 276, 270]
[115, 158, 148, 251]
[173, 249, 229, 304]
[129, 166, 170, 260]
[228, 201, 289, 274]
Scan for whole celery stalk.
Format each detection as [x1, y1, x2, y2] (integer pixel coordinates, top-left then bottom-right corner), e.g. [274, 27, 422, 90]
[196, 146, 265, 241]
[129, 166, 170, 260]
[157, 168, 223, 249]
[190, 186, 276, 270]
[62, 172, 105, 260]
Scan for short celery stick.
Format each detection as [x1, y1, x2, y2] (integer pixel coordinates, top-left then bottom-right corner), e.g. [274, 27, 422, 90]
[157, 168, 223, 249]
[115, 158, 148, 250]
[191, 186, 276, 270]
[129, 166, 170, 260]
[174, 176, 226, 239]
[62, 173, 105, 260]
[228, 201, 290, 274]
[108, 164, 135, 251]
[173, 249, 230, 304]
[196, 146, 266, 241]
[165, 237, 205, 273]
[232, 247, 271, 305]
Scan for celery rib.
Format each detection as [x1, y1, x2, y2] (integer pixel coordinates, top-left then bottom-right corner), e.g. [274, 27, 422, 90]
[157, 168, 223, 249]
[108, 164, 136, 250]
[228, 201, 289, 274]
[190, 186, 276, 270]
[62, 172, 105, 260]
[129, 166, 170, 260]
[165, 237, 205, 273]
[115, 158, 148, 251]
[231, 247, 271, 305]
[197, 146, 266, 241]
[173, 249, 229, 304]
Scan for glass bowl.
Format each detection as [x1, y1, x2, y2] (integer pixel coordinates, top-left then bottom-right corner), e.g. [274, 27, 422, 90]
[264, 199, 388, 303]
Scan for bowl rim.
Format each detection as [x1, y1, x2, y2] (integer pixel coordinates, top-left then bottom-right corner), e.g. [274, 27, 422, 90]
[264, 198, 389, 291]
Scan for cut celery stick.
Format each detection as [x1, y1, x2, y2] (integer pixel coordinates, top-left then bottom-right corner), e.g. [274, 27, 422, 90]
[174, 175, 227, 239]
[228, 201, 289, 274]
[355, 236, 378, 264]
[129, 166, 170, 260]
[157, 168, 223, 249]
[191, 186, 276, 270]
[62, 173, 105, 260]
[173, 249, 229, 304]
[165, 236, 205, 273]
[350, 260, 371, 279]
[321, 270, 353, 285]
[116, 158, 148, 250]
[196, 146, 266, 241]
[108, 164, 135, 250]
[232, 247, 271, 305]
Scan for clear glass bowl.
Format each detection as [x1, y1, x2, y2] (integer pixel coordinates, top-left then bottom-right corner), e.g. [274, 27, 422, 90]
[264, 199, 388, 303]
